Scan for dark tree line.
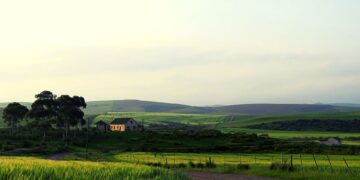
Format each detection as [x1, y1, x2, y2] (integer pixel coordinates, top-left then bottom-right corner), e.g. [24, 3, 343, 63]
[2, 90, 86, 141]
[247, 119, 360, 132]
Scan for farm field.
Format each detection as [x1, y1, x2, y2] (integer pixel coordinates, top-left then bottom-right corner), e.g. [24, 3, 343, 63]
[93, 112, 360, 140]
[0, 156, 187, 180]
[95, 112, 226, 126]
[103, 152, 360, 180]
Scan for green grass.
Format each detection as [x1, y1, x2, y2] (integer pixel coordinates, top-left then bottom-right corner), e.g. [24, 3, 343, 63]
[0, 156, 188, 180]
[93, 111, 360, 139]
[83, 101, 115, 115]
[221, 127, 360, 139]
[104, 152, 360, 180]
[94, 112, 226, 126]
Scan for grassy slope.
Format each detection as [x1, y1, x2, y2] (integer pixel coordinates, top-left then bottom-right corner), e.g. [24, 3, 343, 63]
[84, 152, 360, 180]
[0, 156, 187, 180]
[92, 111, 360, 139]
[95, 112, 226, 126]
[216, 112, 360, 138]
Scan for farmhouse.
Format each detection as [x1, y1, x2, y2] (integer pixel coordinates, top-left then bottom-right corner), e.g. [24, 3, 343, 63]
[110, 118, 142, 132]
[319, 137, 342, 146]
[95, 120, 109, 132]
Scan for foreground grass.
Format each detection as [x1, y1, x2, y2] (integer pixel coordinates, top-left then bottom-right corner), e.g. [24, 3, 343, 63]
[0, 156, 188, 180]
[108, 152, 360, 180]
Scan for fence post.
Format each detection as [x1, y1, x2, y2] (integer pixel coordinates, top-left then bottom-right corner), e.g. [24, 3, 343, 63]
[343, 158, 353, 175]
[290, 154, 293, 171]
[281, 152, 283, 164]
[254, 154, 257, 164]
[300, 154, 303, 173]
[239, 154, 242, 164]
[313, 154, 319, 172]
[326, 155, 334, 173]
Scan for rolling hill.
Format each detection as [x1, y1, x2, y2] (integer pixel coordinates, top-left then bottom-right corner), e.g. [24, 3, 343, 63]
[2, 100, 360, 115]
[85, 100, 360, 115]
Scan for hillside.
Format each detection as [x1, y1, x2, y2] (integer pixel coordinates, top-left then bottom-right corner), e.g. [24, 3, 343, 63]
[214, 104, 339, 115]
[2, 100, 360, 115]
[88, 101, 360, 115]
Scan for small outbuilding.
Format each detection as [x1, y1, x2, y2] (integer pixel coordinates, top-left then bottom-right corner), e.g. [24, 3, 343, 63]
[95, 120, 109, 132]
[319, 137, 342, 146]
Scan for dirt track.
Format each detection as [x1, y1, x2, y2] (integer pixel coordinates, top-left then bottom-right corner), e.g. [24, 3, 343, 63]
[187, 172, 280, 180]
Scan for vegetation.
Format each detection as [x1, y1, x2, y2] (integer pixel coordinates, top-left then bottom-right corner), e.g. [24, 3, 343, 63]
[247, 119, 360, 132]
[2, 103, 29, 135]
[0, 156, 187, 180]
[79, 152, 360, 180]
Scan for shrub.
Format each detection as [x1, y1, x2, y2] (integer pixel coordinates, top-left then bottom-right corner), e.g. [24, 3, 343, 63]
[188, 160, 196, 168]
[196, 162, 205, 169]
[237, 164, 250, 170]
[205, 157, 216, 168]
[21, 141, 33, 148]
[270, 161, 295, 172]
[177, 163, 186, 168]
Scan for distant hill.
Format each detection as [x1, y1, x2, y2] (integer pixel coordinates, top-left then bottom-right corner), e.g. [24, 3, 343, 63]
[1, 100, 359, 115]
[85, 100, 213, 115]
[213, 104, 339, 115]
[84, 100, 360, 115]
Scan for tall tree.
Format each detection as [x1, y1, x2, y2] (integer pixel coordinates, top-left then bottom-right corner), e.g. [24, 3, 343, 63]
[27, 90, 58, 141]
[2, 102, 29, 135]
[57, 95, 86, 139]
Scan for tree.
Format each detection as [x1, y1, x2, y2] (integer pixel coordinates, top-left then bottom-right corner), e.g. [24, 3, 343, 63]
[57, 95, 86, 140]
[2, 102, 29, 135]
[27, 90, 58, 141]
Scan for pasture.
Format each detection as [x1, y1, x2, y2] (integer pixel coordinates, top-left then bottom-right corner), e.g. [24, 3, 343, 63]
[107, 152, 360, 180]
[93, 112, 360, 141]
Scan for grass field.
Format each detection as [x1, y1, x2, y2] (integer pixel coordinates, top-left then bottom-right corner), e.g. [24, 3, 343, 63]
[105, 152, 360, 180]
[93, 112, 360, 140]
[95, 112, 226, 126]
[0, 156, 187, 180]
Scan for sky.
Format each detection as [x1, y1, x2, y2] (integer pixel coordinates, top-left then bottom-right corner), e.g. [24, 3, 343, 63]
[0, 0, 360, 105]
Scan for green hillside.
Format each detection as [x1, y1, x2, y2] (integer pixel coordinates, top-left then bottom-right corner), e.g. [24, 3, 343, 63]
[94, 112, 226, 126]
[2, 100, 360, 115]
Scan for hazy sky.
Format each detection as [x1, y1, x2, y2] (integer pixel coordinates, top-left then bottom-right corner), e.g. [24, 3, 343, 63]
[1, 0, 360, 105]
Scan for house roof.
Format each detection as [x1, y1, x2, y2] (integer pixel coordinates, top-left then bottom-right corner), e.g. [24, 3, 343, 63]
[110, 118, 134, 125]
[95, 120, 108, 125]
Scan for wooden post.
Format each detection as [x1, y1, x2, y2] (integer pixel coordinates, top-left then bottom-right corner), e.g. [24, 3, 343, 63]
[281, 152, 283, 164]
[223, 155, 226, 168]
[343, 158, 352, 175]
[254, 154, 257, 164]
[239, 154, 242, 164]
[313, 154, 319, 172]
[290, 154, 293, 170]
[326, 155, 334, 173]
[300, 154, 303, 173]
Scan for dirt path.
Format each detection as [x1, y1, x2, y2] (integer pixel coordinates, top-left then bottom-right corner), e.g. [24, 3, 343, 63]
[46, 152, 71, 160]
[187, 172, 280, 180]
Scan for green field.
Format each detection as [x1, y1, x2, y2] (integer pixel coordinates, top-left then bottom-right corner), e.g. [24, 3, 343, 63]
[95, 112, 226, 126]
[84, 152, 360, 180]
[0, 156, 187, 180]
[93, 112, 360, 140]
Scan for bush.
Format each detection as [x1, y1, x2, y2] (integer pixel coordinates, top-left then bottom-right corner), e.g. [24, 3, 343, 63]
[205, 157, 216, 168]
[196, 162, 205, 169]
[188, 160, 196, 168]
[177, 163, 186, 168]
[21, 141, 33, 148]
[270, 161, 295, 172]
[237, 164, 250, 170]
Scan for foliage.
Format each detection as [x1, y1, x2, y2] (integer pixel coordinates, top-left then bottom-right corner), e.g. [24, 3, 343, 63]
[247, 119, 360, 132]
[2, 103, 29, 132]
